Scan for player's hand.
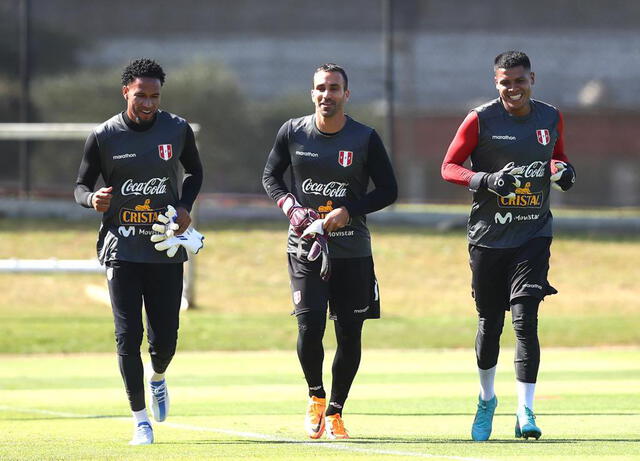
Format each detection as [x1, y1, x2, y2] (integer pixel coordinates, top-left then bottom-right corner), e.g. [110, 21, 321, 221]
[550, 160, 576, 192]
[175, 206, 191, 235]
[485, 162, 524, 199]
[91, 186, 113, 212]
[323, 207, 350, 233]
[277, 193, 319, 237]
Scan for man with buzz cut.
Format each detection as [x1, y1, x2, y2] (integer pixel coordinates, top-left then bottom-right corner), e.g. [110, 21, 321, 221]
[442, 51, 576, 441]
[74, 58, 204, 445]
[262, 63, 397, 440]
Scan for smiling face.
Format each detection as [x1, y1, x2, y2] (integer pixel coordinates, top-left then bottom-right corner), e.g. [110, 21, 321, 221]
[494, 65, 535, 116]
[122, 77, 162, 123]
[311, 70, 350, 119]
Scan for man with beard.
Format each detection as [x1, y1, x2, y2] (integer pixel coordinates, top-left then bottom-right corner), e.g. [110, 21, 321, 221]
[263, 63, 397, 439]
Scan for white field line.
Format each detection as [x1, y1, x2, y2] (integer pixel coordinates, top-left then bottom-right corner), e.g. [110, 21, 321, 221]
[0, 406, 494, 461]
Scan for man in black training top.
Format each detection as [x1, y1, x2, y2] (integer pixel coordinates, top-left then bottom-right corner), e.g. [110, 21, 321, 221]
[74, 59, 203, 445]
[263, 63, 397, 439]
[442, 51, 576, 441]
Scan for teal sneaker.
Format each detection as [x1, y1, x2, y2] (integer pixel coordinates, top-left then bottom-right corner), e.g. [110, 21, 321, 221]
[515, 406, 542, 440]
[471, 395, 498, 441]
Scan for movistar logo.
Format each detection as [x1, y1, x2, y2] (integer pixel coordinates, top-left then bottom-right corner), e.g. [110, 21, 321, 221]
[494, 212, 513, 224]
[118, 226, 135, 237]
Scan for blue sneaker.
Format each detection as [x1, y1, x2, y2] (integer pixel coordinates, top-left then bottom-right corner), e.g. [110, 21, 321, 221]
[149, 379, 170, 422]
[129, 421, 153, 445]
[515, 406, 542, 440]
[471, 395, 497, 441]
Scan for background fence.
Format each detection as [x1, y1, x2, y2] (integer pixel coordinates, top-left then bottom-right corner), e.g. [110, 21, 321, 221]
[1, 0, 639, 207]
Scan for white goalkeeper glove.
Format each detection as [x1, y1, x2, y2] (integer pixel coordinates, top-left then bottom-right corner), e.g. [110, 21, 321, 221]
[150, 205, 179, 241]
[154, 226, 205, 258]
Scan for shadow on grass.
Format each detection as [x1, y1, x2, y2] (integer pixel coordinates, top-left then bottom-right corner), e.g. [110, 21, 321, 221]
[159, 436, 640, 445]
[355, 412, 640, 417]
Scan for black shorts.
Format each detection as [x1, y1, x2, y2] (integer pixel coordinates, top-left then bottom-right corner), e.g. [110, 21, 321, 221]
[287, 254, 380, 321]
[469, 237, 557, 314]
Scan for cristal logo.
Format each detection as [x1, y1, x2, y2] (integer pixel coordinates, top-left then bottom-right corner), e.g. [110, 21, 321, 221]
[301, 178, 348, 198]
[121, 177, 168, 196]
[521, 161, 548, 178]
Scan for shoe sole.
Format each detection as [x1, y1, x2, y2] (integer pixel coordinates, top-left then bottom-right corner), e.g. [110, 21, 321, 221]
[326, 433, 349, 440]
[515, 424, 541, 440]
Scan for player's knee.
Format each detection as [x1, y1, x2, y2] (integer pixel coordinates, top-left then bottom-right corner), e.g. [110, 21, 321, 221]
[297, 311, 326, 337]
[512, 314, 538, 339]
[477, 314, 504, 340]
[335, 319, 363, 347]
[115, 332, 143, 356]
[149, 341, 177, 360]
[511, 297, 539, 339]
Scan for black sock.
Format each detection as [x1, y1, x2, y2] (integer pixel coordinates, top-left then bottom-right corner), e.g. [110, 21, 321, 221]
[327, 319, 364, 416]
[118, 353, 145, 411]
[296, 311, 327, 399]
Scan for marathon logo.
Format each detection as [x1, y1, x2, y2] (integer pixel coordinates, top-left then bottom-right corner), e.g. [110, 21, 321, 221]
[498, 181, 543, 208]
[119, 199, 164, 226]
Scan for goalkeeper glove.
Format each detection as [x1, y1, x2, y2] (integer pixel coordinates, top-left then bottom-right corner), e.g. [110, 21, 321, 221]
[150, 205, 179, 240]
[153, 227, 205, 258]
[277, 193, 319, 237]
[469, 162, 524, 199]
[550, 160, 576, 191]
[299, 219, 331, 281]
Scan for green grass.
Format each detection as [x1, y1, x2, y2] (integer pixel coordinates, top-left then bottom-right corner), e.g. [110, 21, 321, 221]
[0, 348, 639, 460]
[0, 219, 639, 352]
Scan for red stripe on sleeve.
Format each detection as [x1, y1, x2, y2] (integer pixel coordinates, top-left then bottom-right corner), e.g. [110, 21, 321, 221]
[552, 111, 570, 163]
[441, 111, 479, 186]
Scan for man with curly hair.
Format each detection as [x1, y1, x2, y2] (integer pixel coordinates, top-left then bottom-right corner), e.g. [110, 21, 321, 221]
[74, 58, 203, 445]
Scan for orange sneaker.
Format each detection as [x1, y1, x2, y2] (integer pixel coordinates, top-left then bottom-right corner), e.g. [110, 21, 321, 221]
[304, 396, 326, 439]
[325, 413, 350, 439]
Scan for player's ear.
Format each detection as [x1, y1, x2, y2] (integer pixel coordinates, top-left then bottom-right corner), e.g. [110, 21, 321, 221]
[344, 88, 350, 101]
[122, 85, 129, 100]
[530, 71, 535, 85]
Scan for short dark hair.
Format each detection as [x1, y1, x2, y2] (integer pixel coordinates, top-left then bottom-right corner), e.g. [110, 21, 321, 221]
[313, 63, 348, 90]
[494, 51, 531, 71]
[121, 58, 166, 86]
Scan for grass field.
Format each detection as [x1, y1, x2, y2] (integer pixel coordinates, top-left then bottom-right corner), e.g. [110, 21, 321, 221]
[1, 348, 639, 460]
[0, 218, 639, 459]
[0, 219, 639, 352]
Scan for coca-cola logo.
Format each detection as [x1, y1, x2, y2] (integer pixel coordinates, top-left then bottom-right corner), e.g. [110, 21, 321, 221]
[121, 177, 169, 196]
[301, 178, 348, 198]
[520, 161, 548, 179]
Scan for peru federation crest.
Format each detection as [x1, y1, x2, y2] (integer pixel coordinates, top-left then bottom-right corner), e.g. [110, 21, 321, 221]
[158, 144, 173, 161]
[338, 150, 353, 167]
[536, 129, 550, 146]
